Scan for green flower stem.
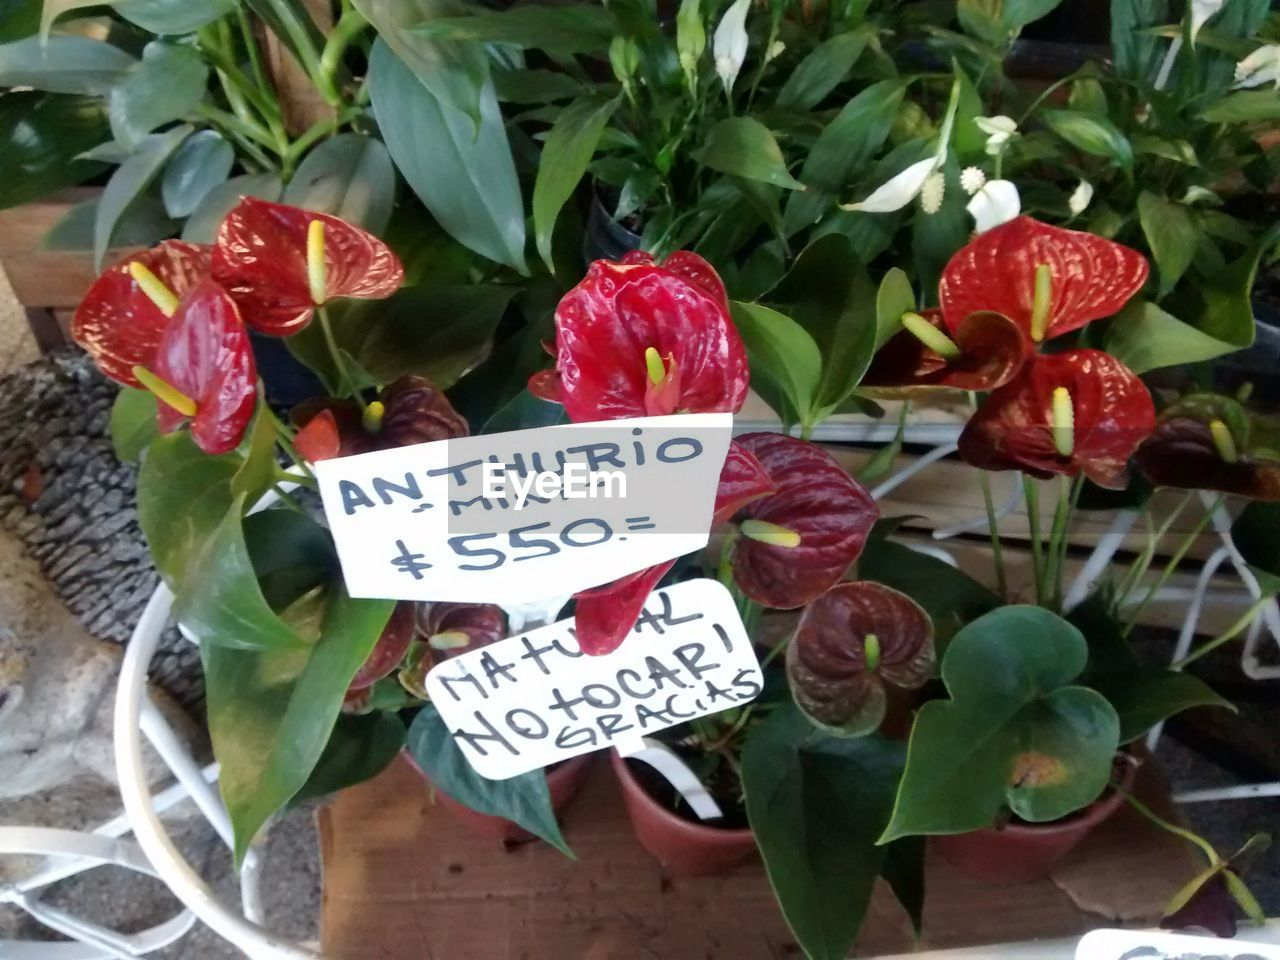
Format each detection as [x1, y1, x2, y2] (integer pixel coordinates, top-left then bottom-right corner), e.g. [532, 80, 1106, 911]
[282, 107, 364, 170]
[1023, 474, 1046, 606]
[195, 104, 278, 152]
[316, 305, 366, 412]
[1122, 790, 1220, 864]
[261, 0, 326, 90]
[264, 407, 316, 482]
[1116, 497, 1186, 608]
[317, 6, 368, 106]
[969, 394, 1007, 599]
[1046, 475, 1083, 611]
[1173, 594, 1274, 670]
[1016, 73, 1077, 126]
[1123, 495, 1224, 635]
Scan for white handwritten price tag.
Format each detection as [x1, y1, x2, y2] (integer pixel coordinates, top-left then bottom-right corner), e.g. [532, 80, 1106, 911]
[314, 412, 732, 604]
[1077, 929, 1280, 959]
[424, 579, 761, 780]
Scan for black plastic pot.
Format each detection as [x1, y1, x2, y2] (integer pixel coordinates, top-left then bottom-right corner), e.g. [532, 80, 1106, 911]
[251, 331, 326, 409]
[583, 187, 643, 264]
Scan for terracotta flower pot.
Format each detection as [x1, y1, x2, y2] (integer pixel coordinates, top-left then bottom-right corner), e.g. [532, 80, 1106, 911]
[405, 750, 594, 846]
[933, 759, 1137, 883]
[610, 751, 757, 877]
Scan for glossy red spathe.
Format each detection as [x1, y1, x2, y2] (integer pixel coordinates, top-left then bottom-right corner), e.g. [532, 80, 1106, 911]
[572, 560, 676, 656]
[714, 441, 776, 525]
[72, 240, 211, 388]
[211, 197, 404, 336]
[536, 251, 749, 422]
[349, 601, 417, 691]
[292, 375, 468, 458]
[958, 350, 1155, 489]
[730, 433, 879, 609]
[151, 279, 258, 455]
[939, 217, 1148, 342]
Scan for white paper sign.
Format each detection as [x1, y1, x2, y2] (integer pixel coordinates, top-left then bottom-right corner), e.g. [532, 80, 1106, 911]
[314, 413, 732, 604]
[424, 579, 762, 780]
[1077, 929, 1280, 959]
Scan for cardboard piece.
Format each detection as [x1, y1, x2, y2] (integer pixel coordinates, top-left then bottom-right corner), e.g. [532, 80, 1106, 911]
[319, 753, 1199, 959]
[425, 580, 761, 779]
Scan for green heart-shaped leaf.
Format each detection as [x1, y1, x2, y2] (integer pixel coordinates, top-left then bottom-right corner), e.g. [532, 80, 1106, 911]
[882, 605, 1120, 841]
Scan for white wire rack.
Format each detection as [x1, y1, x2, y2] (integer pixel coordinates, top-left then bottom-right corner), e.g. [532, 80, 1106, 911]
[2, 431, 1277, 958]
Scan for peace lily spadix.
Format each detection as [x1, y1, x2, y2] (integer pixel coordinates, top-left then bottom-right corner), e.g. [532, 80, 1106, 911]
[713, 0, 750, 95]
[1234, 45, 1280, 89]
[966, 179, 1021, 233]
[841, 77, 963, 214]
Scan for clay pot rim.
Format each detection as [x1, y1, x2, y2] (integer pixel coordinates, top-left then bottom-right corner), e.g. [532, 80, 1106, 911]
[985, 753, 1138, 838]
[610, 749, 755, 841]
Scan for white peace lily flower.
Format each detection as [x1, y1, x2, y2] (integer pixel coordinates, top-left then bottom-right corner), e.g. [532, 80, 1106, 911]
[713, 0, 751, 94]
[960, 166, 986, 196]
[967, 179, 1020, 233]
[1234, 45, 1280, 89]
[766, 40, 786, 62]
[1190, 0, 1224, 45]
[1182, 185, 1221, 205]
[1068, 179, 1094, 216]
[920, 171, 946, 214]
[975, 114, 1017, 156]
[841, 77, 963, 214]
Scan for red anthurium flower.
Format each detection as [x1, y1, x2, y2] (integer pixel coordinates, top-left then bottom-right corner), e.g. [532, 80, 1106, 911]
[349, 601, 417, 691]
[293, 375, 468, 460]
[939, 216, 1148, 344]
[72, 240, 211, 388]
[211, 197, 404, 336]
[572, 560, 676, 656]
[862, 309, 1031, 397]
[788, 581, 935, 736]
[418, 601, 507, 655]
[729, 433, 879, 609]
[530, 250, 749, 422]
[1135, 394, 1280, 501]
[958, 350, 1155, 490]
[150, 279, 258, 455]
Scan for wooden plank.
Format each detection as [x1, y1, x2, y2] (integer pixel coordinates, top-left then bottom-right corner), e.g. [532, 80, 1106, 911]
[319, 753, 1195, 960]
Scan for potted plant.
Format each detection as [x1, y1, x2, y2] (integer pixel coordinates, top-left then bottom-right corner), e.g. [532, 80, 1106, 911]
[849, 214, 1276, 888]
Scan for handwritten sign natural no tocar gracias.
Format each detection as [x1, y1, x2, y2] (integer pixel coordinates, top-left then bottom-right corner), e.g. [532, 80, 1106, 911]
[424, 579, 762, 780]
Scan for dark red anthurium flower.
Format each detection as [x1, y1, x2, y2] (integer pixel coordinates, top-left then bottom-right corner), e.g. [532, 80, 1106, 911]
[389, 601, 508, 701]
[417, 601, 507, 656]
[939, 216, 1148, 344]
[571, 442, 774, 657]
[349, 601, 417, 692]
[1136, 393, 1280, 501]
[529, 250, 749, 422]
[862, 309, 1031, 398]
[573, 560, 675, 656]
[211, 197, 404, 337]
[293, 375, 468, 460]
[150, 279, 258, 455]
[729, 432, 879, 609]
[958, 350, 1155, 490]
[788, 581, 935, 736]
[72, 240, 211, 388]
